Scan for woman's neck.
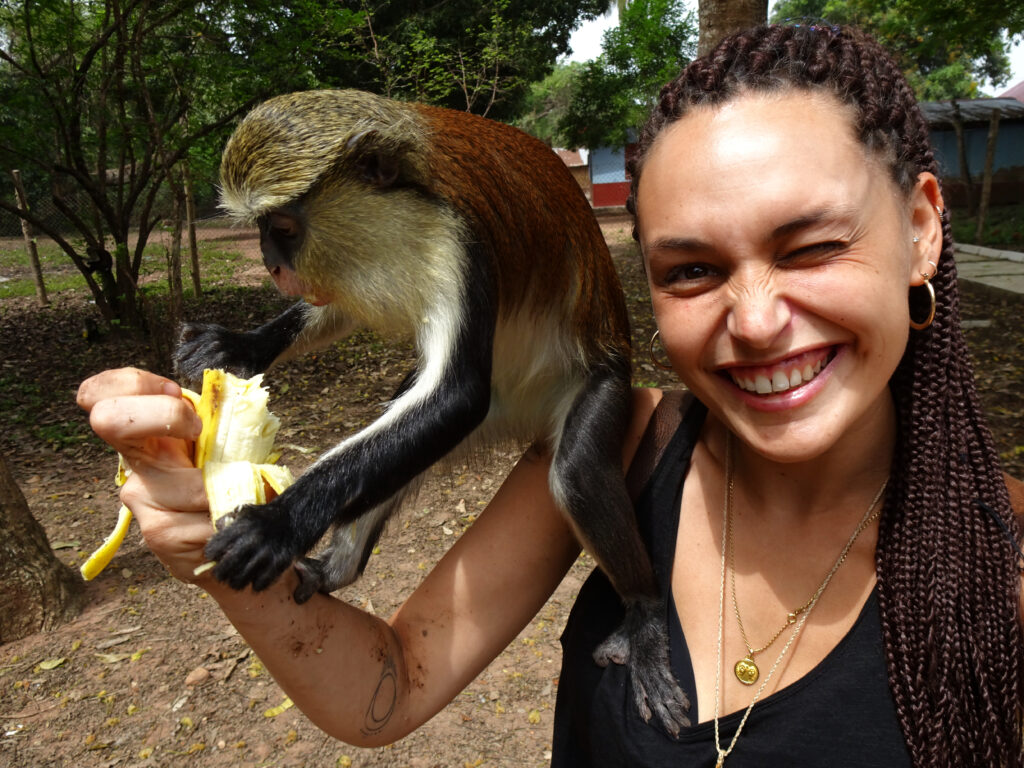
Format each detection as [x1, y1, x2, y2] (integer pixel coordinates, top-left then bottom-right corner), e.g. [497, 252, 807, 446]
[703, 395, 896, 524]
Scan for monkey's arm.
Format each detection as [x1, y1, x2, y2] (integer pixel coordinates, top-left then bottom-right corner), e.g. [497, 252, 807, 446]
[81, 367, 661, 745]
[209, 389, 663, 744]
[175, 302, 353, 382]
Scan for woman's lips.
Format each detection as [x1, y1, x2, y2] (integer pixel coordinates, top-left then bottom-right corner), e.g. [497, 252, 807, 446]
[719, 346, 841, 412]
[726, 347, 836, 395]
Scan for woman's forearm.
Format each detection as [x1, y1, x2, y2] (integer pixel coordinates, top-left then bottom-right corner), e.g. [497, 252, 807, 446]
[205, 570, 417, 747]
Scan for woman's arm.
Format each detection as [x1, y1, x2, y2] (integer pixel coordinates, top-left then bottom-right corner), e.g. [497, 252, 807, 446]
[78, 368, 660, 746]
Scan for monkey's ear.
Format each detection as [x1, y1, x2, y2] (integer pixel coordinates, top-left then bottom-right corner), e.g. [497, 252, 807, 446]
[347, 130, 402, 189]
[355, 151, 401, 188]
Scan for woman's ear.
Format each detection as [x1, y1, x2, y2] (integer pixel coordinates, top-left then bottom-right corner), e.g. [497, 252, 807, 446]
[908, 172, 945, 287]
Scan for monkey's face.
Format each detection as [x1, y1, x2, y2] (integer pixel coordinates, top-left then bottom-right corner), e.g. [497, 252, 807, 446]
[254, 208, 323, 302]
[220, 90, 465, 330]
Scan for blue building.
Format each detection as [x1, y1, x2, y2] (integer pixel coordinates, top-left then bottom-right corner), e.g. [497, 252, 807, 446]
[920, 97, 1024, 205]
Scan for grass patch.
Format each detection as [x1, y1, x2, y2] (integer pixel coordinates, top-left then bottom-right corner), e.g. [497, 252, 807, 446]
[0, 239, 252, 301]
[0, 270, 88, 299]
[950, 202, 1024, 251]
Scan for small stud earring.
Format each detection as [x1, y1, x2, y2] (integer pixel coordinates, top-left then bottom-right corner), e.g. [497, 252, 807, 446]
[912, 236, 920, 244]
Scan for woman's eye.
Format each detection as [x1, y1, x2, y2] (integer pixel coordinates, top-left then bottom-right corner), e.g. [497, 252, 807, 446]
[667, 263, 715, 282]
[784, 241, 845, 261]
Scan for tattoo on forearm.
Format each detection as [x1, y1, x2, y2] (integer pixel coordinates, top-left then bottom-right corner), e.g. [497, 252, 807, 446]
[361, 653, 397, 736]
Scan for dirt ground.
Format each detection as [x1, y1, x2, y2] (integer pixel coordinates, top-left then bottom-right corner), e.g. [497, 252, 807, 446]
[1, 218, 1022, 768]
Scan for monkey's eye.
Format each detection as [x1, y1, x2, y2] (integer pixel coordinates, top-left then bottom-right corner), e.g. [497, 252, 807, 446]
[267, 212, 300, 238]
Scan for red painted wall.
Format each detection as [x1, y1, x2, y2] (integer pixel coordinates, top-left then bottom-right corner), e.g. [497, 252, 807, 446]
[591, 181, 631, 208]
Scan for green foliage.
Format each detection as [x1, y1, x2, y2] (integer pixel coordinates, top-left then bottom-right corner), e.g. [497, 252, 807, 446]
[770, 0, 1014, 99]
[514, 62, 585, 146]
[559, 0, 696, 148]
[0, 0, 340, 324]
[309, 0, 608, 119]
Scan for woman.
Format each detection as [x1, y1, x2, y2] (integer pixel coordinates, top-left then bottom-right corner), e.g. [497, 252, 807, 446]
[78, 24, 1022, 766]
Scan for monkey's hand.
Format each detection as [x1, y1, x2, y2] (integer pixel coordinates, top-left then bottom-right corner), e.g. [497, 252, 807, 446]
[205, 495, 311, 593]
[175, 322, 269, 383]
[594, 597, 691, 737]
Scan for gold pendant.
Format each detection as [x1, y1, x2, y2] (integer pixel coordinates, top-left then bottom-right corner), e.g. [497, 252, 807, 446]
[734, 656, 759, 685]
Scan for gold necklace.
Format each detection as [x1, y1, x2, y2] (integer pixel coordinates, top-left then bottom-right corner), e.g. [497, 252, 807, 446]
[729, 512, 816, 685]
[713, 433, 888, 768]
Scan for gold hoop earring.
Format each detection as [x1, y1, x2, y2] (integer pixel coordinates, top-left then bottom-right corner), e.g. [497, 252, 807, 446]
[649, 329, 673, 371]
[909, 273, 936, 331]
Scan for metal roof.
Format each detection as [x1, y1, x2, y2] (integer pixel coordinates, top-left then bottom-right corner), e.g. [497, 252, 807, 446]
[920, 98, 1024, 127]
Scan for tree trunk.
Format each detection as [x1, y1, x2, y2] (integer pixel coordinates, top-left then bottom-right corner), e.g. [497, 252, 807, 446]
[11, 171, 50, 308]
[0, 455, 84, 644]
[974, 108, 1000, 244]
[166, 179, 185, 328]
[183, 162, 201, 298]
[698, 0, 768, 57]
[950, 100, 975, 217]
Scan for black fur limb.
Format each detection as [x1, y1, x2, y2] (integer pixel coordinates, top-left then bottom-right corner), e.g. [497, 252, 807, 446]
[205, 255, 497, 595]
[174, 301, 310, 382]
[551, 361, 691, 737]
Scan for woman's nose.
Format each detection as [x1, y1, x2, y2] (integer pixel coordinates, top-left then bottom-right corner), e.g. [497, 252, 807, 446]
[725, 278, 792, 349]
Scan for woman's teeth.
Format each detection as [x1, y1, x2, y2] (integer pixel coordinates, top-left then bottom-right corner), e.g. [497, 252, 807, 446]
[730, 352, 831, 394]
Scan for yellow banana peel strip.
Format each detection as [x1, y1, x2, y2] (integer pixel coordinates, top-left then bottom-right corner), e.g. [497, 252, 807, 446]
[79, 504, 134, 581]
[80, 369, 293, 581]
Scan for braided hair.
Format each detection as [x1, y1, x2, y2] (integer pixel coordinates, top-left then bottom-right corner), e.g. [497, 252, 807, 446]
[626, 24, 1023, 766]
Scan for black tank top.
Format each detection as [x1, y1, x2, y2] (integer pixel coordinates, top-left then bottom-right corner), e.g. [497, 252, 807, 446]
[551, 398, 912, 767]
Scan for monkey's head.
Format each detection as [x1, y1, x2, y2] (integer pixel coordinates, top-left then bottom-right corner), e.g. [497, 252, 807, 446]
[219, 90, 462, 326]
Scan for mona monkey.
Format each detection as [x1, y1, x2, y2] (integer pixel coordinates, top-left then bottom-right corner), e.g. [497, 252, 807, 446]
[174, 89, 689, 734]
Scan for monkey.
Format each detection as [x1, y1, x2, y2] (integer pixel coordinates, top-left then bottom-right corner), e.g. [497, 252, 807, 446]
[173, 89, 689, 735]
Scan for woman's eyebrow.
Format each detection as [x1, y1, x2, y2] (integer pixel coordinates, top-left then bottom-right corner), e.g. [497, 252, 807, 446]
[645, 235, 711, 253]
[643, 206, 859, 254]
[769, 206, 857, 241]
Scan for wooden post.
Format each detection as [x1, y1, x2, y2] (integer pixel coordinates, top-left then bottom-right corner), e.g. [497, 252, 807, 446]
[949, 100, 975, 217]
[974, 108, 1001, 244]
[11, 170, 50, 307]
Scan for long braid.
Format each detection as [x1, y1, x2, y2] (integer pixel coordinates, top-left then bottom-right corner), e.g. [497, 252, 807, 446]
[628, 24, 1024, 765]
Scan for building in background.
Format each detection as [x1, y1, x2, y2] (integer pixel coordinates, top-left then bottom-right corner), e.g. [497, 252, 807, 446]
[554, 149, 592, 201]
[921, 97, 1024, 206]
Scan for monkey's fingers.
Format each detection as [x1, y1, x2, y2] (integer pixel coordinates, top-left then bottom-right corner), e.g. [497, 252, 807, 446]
[205, 504, 298, 592]
[594, 599, 691, 737]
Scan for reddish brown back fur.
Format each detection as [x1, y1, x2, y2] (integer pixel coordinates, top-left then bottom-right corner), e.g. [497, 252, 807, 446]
[413, 104, 631, 364]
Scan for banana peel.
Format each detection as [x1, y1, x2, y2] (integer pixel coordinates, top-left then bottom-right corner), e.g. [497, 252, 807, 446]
[80, 370, 293, 580]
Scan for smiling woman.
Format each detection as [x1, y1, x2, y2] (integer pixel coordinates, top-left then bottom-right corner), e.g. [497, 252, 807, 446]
[608, 23, 1023, 766]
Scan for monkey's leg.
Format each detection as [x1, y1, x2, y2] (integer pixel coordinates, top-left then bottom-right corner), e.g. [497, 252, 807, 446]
[550, 364, 691, 737]
[291, 483, 415, 604]
[174, 302, 352, 381]
[204, 285, 496, 595]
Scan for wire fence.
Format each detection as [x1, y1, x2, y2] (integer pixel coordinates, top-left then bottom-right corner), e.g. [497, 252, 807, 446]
[1, 165, 225, 242]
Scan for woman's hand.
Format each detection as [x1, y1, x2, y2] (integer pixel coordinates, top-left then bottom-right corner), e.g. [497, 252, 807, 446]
[77, 367, 213, 583]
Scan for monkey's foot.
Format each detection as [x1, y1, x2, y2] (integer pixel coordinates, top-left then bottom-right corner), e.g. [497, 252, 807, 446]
[205, 500, 305, 592]
[593, 598, 691, 737]
[292, 557, 328, 604]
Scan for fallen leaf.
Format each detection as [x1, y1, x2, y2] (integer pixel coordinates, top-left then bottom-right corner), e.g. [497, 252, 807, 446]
[36, 657, 67, 671]
[94, 652, 130, 664]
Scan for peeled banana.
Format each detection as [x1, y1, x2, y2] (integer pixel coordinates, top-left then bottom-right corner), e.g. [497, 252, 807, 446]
[79, 370, 293, 580]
